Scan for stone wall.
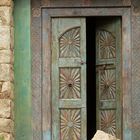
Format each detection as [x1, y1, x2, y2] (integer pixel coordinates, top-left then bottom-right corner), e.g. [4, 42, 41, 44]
[0, 0, 14, 140]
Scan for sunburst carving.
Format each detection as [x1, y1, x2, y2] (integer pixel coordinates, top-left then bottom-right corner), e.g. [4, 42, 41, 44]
[100, 69, 116, 99]
[60, 68, 81, 99]
[60, 109, 81, 140]
[59, 27, 80, 58]
[97, 30, 116, 59]
[100, 110, 116, 136]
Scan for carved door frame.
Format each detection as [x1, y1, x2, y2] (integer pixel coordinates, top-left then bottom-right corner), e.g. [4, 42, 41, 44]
[32, 7, 132, 140]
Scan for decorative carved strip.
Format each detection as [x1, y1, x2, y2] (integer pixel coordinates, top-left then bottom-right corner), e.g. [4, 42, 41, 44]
[100, 110, 116, 136]
[59, 27, 80, 58]
[32, 8, 41, 17]
[100, 69, 116, 100]
[60, 68, 81, 99]
[97, 30, 116, 59]
[60, 109, 81, 140]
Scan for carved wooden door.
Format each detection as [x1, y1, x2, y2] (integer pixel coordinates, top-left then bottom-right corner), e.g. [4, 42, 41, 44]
[51, 18, 87, 140]
[96, 18, 122, 138]
[51, 17, 121, 139]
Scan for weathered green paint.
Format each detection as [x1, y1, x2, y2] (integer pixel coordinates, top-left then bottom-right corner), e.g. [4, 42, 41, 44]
[14, 0, 32, 140]
[51, 18, 87, 140]
[0, 136, 4, 140]
[96, 17, 122, 139]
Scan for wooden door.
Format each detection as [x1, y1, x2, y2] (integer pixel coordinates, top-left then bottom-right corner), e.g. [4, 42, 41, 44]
[51, 17, 122, 139]
[51, 18, 87, 140]
[96, 17, 122, 138]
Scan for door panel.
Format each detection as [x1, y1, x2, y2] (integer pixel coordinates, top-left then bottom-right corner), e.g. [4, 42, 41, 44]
[96, 17, 122, 138]
[51, 18, 87, 140]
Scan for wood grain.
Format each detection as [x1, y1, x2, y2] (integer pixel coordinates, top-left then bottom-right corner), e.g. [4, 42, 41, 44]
[51, 18, 87, 140]
[41, 0, 131, 7]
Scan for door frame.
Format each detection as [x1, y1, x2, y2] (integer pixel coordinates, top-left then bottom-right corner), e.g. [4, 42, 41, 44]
[41, 8, 132, 140]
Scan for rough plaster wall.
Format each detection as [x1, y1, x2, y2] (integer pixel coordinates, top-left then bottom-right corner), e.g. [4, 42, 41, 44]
[0, 0, 14, 140]
[132, 0, 140, 140]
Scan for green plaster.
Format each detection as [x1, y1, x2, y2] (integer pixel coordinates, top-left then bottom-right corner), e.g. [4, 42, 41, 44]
[14, 0, 32, 140]
[0, 136, 4, 140]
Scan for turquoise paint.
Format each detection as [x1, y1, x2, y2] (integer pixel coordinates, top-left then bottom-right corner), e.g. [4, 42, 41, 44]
[43, 131, 51, 140]
[14, 0, 32, 140]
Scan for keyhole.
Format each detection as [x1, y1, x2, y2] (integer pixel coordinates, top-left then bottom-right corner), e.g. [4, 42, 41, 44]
[67, 80, 74, 88]
[68, 83, 73, 87]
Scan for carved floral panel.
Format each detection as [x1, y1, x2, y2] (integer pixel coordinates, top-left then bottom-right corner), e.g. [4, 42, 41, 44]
[60, 68, 81, 99]
[59, 27, 80, 58]
[60, 109, 81, 140]
[99, 69, 116, 100]
[100, 110, 116, 136]
[97, 30, 116, 59]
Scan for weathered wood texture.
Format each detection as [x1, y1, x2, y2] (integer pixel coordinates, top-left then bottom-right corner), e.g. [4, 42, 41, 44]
[42, 7, 52, 140]
[31, 0, 133, 139]
[31, 0, 42, 140]
[51, 18, 87, 140]
[96, 17, 122, 139]
[41, 0, 131, 7]
[41, 8, 131, 140]
[132, 1, 140, 140]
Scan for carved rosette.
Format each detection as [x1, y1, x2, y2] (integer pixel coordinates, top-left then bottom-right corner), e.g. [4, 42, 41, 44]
[100, 69, 116, 99]
[60, 109, 81, 140]
[100, 110, 116, 136]
[32, 8, 41, 17]
[60, 68, 81, 99]
[59, 27, 80, 58]
[97, 30, 116, 59]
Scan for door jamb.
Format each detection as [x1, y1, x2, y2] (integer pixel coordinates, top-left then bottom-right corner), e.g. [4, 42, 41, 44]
[42, 8, 132, 140]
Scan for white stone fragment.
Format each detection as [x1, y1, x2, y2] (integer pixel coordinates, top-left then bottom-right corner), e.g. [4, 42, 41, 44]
[92, 130, 120, 140]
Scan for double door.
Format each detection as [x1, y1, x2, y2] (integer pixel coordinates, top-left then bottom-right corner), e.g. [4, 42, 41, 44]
[51, 17, 121, 140]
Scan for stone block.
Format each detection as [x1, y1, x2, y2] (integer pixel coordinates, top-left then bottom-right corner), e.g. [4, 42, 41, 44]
[0, 92, 14, 100]
[0, 27, 11, 50]
[0, 118, 13, 133]
[0, 99, 12, 118]
[0, 0, 13, 6]
[0, 50, 13, 64]
[0, 7, 13, 26]
[0, 133, 13, 140]
[1, 82, 14, 99]
[0, 64, 13, 82]
[92, 130, 120, 140]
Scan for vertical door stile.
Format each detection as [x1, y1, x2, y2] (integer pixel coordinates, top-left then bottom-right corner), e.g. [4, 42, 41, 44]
[51, 18, 87, 140]
[51, 19, 60, 140]
[116, 18, 122, 137]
